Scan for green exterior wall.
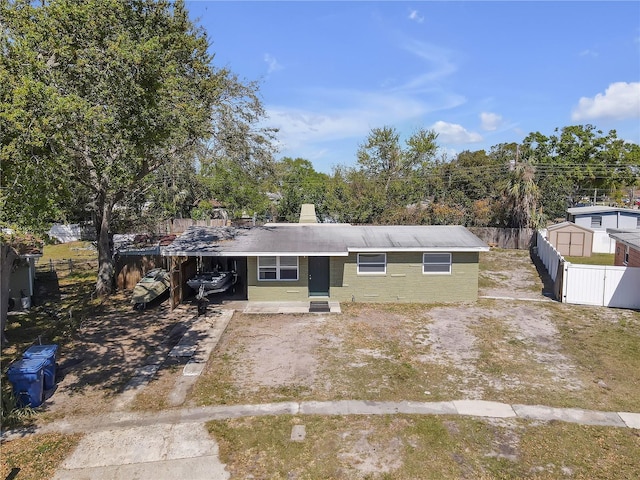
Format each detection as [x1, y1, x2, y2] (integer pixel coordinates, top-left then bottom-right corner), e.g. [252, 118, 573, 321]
[247, 252, 480, 303]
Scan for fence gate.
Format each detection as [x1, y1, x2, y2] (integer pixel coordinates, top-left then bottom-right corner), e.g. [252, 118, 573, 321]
[563, 264, 640, 309]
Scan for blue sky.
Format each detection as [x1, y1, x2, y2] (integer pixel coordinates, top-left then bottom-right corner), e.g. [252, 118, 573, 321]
[186, 1, 640, 173]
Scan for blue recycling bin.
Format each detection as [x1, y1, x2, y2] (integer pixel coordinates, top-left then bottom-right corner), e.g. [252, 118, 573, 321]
[6, 357, 47, 407]
[23, 344, 58, 390]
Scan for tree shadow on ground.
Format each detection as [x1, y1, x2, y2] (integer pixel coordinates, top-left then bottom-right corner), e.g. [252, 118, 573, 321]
[55, 293, 192, 396]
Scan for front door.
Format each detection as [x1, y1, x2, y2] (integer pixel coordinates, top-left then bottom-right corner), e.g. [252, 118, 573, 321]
[308, 256, 330, 297]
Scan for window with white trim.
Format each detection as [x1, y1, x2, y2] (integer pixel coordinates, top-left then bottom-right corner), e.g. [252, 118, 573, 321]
[423, 253, 452, 274]
[591, 216, 602, 228]
[258, 256, 298, 281]
[357, 253, 386, 274]
[624, 245, 629, 265]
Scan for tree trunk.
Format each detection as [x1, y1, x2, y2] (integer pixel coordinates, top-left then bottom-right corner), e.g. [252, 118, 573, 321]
[1, 242, 19, 346]
[95, 201, 115, 296]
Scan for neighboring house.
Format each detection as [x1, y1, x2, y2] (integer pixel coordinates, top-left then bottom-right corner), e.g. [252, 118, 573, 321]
[567, 206, 640, 254]
[608, 229, 640, 267]
[162, 223, 489, 305]
[545, 222, 593, 257]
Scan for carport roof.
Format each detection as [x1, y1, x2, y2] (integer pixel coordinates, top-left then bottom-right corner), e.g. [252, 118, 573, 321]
[162, 224, 489, 257]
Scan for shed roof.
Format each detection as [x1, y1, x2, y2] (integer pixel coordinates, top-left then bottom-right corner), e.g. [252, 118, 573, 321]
[546, 221, 593, 233]
[162, 224, 489, 257]
[567, 206, 640, 216]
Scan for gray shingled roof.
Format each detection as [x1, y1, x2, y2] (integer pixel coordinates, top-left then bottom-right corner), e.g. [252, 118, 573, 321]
[162, 224, 489, 257]
[608, 230, 640, 250]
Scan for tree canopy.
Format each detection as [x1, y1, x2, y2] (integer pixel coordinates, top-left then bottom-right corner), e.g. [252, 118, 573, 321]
[1, 0, 274, 294]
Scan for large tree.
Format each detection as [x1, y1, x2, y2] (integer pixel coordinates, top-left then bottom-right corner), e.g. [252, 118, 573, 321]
[522, 125, 640, 219]
[273, 157, 330, 222]
[351, 126, 438, 221]
[1, 0, 272, 295]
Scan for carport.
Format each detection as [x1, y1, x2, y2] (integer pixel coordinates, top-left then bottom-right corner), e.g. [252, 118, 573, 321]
[162, 227, 249, 308]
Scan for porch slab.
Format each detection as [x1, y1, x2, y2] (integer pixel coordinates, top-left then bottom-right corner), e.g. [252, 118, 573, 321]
[242, 301, 341, 314]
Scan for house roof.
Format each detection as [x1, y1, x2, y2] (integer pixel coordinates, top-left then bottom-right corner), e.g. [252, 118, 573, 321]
[607, 229, 640, 250]
[162, 224, 489, 257]
[567, 206, 640, 216]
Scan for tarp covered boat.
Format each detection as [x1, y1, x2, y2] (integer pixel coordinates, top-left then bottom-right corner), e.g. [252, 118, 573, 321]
[131, 268, 170, 309]
[187, 270, 235, 297]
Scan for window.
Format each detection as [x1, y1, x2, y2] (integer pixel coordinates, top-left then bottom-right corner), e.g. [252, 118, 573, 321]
[258, 256, 298, 281]
[636, 217, 640, 228]
[423, 253, 452, 274]
[591, 216, 602, 228]
[624, 246, 629, 265]
[357, 253, 386, 274]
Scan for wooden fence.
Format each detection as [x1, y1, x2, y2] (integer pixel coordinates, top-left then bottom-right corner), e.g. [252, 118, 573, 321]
[35, 259, 97, 276]
[115, 254, 167, 290]
[469, 227, 534, 250]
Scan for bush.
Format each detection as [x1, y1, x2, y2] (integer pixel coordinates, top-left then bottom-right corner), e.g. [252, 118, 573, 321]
[1, 378, 37, 429]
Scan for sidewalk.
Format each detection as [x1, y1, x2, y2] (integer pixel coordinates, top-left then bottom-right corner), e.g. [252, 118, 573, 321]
[31, 399, 640, 480]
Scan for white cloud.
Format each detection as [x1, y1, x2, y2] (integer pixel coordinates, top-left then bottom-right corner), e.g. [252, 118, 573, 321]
[430, 121, 483, 144]
[263, 53, 283, 75]
[579, 49, 598, 57]
[262, 38, 467, 169]
[408, 9, 424, 23]
[397, 40, 456, 88]
[572, 82, 640, 121]
[480, 112, 503, 131]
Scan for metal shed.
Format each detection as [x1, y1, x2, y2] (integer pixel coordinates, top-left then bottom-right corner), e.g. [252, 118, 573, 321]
[546, 222, 593, 257]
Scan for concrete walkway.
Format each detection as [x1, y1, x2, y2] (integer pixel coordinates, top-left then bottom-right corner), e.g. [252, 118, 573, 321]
[2, 303, 638, 479]
[32, 400, 640, 436]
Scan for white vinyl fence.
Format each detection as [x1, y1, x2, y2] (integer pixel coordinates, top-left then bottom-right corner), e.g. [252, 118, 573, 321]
[536, 231, 640, 309]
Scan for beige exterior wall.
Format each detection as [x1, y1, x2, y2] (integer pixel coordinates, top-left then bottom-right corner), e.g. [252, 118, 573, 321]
[247, 252, 480, 303]
[547, 224, 593, 257]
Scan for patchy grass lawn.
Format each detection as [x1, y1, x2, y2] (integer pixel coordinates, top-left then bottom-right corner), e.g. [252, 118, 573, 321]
[478, 249, 545, 297]
[0, 433, 81, 480]
[190, 300, 640, 412]
[565, 253, 615, 265]
[207, 414, 640, 480]
[1, 268, 98, 369]
[39, 240, 97, 263]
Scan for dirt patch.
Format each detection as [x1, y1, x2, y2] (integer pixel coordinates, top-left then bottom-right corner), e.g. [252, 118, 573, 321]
[224, 314, 328, 391]
[503, 305, 582, 391]
[337, 428, 403, 476]
[43, 297, 196, 419]
[479, 249, 547, 299]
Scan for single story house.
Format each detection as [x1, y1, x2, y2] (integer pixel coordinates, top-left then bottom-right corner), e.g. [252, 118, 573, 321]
[161, 223, 489, 306]
[607, 229, 640, 267]
[545, 222, 593, 257]
[567, 206, 640, 253]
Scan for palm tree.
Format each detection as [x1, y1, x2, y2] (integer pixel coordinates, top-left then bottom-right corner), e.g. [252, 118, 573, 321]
[502, 162, 542, 229]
